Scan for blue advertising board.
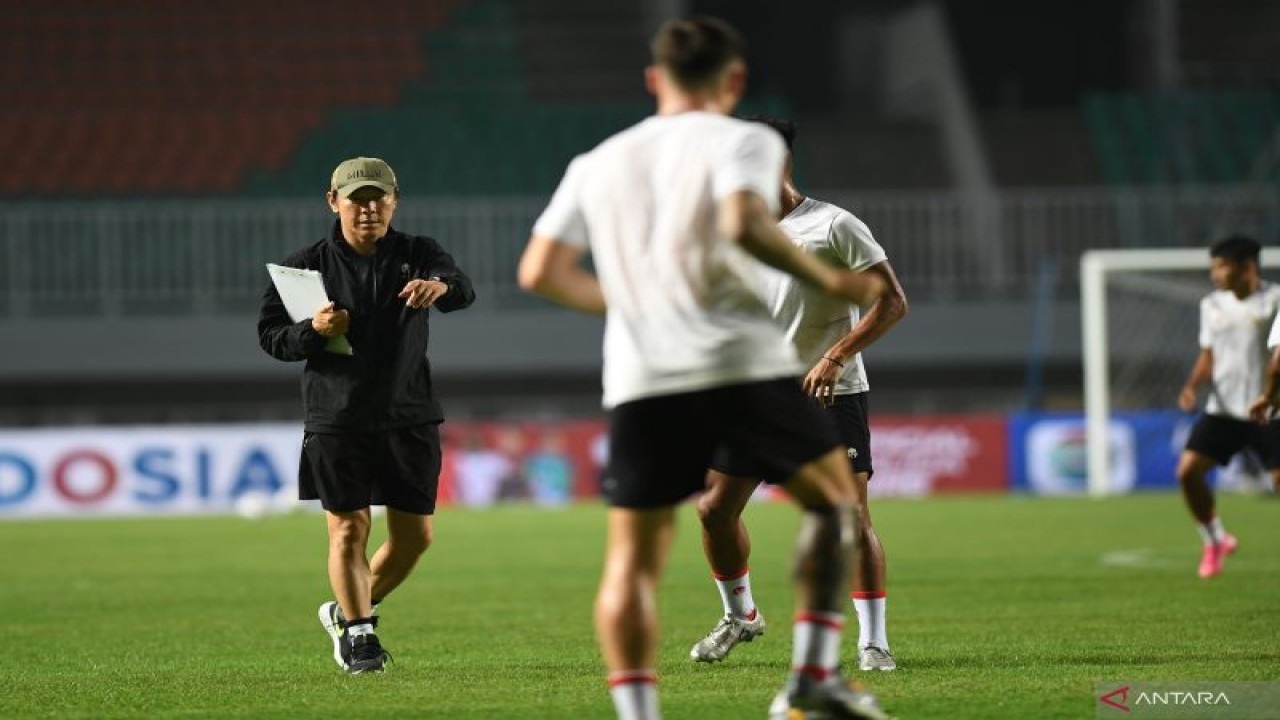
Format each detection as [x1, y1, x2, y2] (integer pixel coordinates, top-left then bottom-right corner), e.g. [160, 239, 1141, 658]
[1009, 410, 1196, 494]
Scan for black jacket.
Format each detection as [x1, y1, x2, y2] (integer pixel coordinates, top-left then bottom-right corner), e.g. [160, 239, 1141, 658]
[258, 221, 476, 432]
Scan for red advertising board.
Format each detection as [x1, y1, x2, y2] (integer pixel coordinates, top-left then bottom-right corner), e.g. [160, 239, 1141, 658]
[439, 413, 1009, 506]
[866, 414, 1009, 496]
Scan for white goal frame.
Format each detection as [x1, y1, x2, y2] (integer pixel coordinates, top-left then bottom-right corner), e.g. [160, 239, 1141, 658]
[1081, 248, 1280, 496]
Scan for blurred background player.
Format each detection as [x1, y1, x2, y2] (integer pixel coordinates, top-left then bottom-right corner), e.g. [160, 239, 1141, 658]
[258, 157, 475, 672]
[1248, 304, 1280, 446]
[690, 115, 908, 672]
[518, 17, 889, 720]
[1176, 235, 1280, 579]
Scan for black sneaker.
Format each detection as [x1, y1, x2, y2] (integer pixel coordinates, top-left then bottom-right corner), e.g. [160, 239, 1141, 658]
[347, 634, 391, 675]
[317, 601, 350, 670]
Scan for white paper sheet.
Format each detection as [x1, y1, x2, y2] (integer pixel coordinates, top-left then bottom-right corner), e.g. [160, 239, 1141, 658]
[266, 263, 353, 356]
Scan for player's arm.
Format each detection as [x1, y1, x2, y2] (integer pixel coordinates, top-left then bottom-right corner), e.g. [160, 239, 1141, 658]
[824, 260, 907, 362]
[719, 191, 882, 306]
[803, 260, 907, 404]
[1249, 346, 1280, 422]
[1178, 348, 1212, 412]
[517, 235, 606, 315]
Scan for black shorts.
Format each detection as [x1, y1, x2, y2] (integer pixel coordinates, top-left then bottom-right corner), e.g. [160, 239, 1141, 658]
[1185, 414, 1280, 468]
[712, 392, 873, 480]
[605, 377, 840, 509]
[299, 424, 442, 514]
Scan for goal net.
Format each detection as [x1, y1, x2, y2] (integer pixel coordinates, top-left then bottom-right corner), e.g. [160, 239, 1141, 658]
[1081, 248, 1280, 496]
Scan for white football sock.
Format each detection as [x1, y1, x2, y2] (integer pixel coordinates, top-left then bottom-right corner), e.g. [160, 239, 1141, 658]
[713, 568, 757, 619]
[852, 592, 888, 650]
[791, 611, 844, 681]
[1196, 516, 1226, 546]
[1209, 516, 1227, 543]
[608, 671, 660, 720]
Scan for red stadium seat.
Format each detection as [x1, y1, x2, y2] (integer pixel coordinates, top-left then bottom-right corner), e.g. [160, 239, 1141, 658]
[2, 0, 458, 195]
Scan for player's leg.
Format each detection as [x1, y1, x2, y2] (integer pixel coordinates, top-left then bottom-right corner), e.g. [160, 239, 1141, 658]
[601, 392, 714, 720]
[696, 470, 757, 580]
[1177, 449, 1230, 578]
[690, 472, 766, 662]
[1179, 415, 1243, 578]
[717, 379, 884, 718]
[831, 393, 893, 671]
[1177, 449, 1218, 526]
[1255, 420, 1280, 497]
[597, 506, 675, 720]
[771, 449, 887, 719]
[849, 470, 893, 671]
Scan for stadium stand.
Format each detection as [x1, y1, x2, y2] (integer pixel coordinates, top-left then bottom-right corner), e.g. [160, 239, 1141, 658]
[1083, 90, 1280, 186]
[2, 0, 789, 198]
[0, 0, 456, 197]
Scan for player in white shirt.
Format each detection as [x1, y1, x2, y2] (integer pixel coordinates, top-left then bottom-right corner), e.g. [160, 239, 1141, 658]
[689, 117, 907, 672]
[518, 17, 889, 720]
[1176, 236, 1280, 578]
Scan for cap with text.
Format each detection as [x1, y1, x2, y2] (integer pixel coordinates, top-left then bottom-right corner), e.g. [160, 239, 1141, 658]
[330, 157, 398, 197]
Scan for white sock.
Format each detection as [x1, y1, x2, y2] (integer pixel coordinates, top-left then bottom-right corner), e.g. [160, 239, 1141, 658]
[791, 611, 844, 681]
[1209, 516, 1227, 543]
[851, 593, 888, 650]
[347, 621, 375, 639]
[608, 671, 660, 720]
[1196, 516, 1226, 546]
[714, 568, 757, 619]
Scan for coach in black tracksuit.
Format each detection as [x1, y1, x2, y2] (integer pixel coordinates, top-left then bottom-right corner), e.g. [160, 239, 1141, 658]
[257, 156, 474, 675]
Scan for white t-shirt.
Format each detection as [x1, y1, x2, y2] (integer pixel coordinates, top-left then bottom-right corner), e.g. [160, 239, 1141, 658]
[533, 112, 800, 408]
[1199, 281, 1280, 418]
[762, 197, 887, 395]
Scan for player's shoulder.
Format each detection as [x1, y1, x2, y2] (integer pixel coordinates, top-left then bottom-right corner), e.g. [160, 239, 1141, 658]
[1201, 288, 1224, 305]
[722, 115, 786, 149]
[802, 197, 863, 226]
[808, 198, 876, 243]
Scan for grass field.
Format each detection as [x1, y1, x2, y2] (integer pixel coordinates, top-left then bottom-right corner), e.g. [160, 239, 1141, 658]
[3, 493, 1277, 719]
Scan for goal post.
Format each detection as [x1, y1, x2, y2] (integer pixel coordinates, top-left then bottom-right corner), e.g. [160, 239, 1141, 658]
[1081, 247, 1280, 496]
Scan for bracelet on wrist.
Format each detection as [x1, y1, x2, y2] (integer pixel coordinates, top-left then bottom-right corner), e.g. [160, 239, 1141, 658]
[823, 356, 845, 368]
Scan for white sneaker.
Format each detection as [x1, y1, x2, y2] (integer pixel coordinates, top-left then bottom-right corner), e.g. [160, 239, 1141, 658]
[858, 645, 896, 671]
[689, 611, 766, 663]
[317, 601, 349, 671]
[768, 673, 891, 720]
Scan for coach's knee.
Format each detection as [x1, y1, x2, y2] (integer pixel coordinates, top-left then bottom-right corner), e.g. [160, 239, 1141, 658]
[327, 513, 371, 554]
[405, 522, 434, 555]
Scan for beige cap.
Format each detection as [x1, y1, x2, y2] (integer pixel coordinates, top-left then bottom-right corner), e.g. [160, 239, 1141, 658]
[330, 157, 398, 197]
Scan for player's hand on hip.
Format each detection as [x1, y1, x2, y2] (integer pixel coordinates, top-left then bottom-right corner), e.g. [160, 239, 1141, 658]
[1177, 386, 1197, 413]
[399, 278, 448, 309]
[311, 302, 350, 337]
[803, 358, 842, 408]
[1248, 394, 1276, 424]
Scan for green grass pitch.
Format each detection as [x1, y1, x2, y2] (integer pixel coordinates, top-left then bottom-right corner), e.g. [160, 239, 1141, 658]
[2, 494, 1276, 718]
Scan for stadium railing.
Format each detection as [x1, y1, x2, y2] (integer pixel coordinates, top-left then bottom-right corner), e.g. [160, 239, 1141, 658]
[3, 185, 1277, 319]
